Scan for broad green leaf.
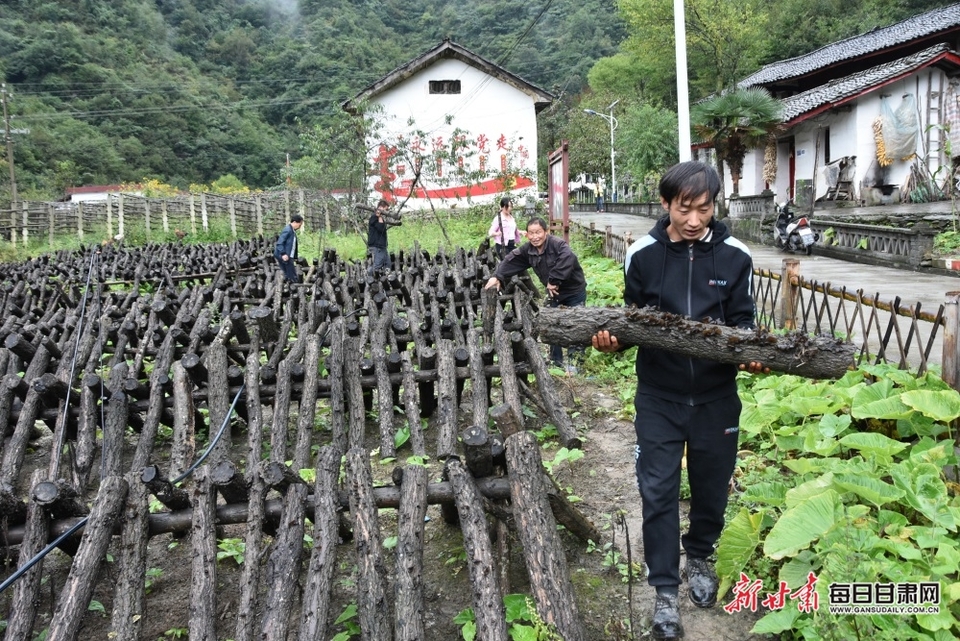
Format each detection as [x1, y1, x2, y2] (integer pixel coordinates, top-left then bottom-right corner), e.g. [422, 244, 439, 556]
[782, 458, 842, 476]
[891, 461, 955, 530]
[838, 432, 908, 459]
[509, 624, 539, 641]
[785, 395, 837, 417]
[750, 606, 800, 634]
[739, 402, 782, 436]
[778, 555, 819, 594]
[851, 379, 913, 419]
[503, 594, 531, 622]
[900, 389, 960, 422]
[802, 428, 840, 457]
[916, 608, 960, 632]
[716, 508, 764, 598]
[818, 413, 852, 438]
[785, 473, 836, 508]
[763, 490, 842, 559]
[897, 415, 948, 438]
[740, 482, 787, 507]
[460, 621, 476, 641]
[931, 539, 960, 575]
[834, 474, 904, 507]
[947, 581, 960, 602]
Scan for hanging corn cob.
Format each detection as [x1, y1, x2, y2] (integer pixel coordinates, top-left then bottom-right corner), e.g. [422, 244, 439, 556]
[873, 117, 893, 166]
[762, 139, 777, 185]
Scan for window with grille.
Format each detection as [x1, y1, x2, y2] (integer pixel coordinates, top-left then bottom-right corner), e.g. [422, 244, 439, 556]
[429, 80, 461, 94]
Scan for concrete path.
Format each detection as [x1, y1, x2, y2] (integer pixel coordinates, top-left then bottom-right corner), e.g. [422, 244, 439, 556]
[568, 210, 960, 314]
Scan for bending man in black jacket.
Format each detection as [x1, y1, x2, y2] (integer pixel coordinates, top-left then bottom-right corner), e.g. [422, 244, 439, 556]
[484, 216, 587, 372]
[593, 161, 765, 640]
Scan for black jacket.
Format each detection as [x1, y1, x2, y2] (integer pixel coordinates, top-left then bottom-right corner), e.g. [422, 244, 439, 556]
[495, 235, 586, 300]
[368, 213, 388, 249]
[625, 215, 754, 404]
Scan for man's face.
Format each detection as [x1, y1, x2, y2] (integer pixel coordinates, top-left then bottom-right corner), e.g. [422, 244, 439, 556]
[291, 221, 303, 231]
[662, 192, 714, 242]
[526, 222, 548, 249]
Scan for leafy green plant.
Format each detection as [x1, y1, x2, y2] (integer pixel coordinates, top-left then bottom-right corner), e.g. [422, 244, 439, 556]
[144, 567, 164, 594]
[542, 447, 585, 475]
[88, 600, 106, 616]
[216, 538, 245, 565]
[455, 594, 563, 641]
[718, 363, 960, 639]
[330, 603, 361, 641]
[160, 627, 188, 639]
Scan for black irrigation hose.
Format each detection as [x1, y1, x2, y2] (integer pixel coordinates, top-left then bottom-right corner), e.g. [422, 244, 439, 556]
[0, 364, 247, 597]
[2, 278, 373, 597]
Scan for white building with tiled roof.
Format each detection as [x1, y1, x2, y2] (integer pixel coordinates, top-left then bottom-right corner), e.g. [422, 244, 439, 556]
[723, 3, 960, 207]
[343, 40, 553, 211]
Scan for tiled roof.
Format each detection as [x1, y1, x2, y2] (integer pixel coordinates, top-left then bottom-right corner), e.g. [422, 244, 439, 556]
[779, 44, 958, 124]
[740, 3, 960, 87]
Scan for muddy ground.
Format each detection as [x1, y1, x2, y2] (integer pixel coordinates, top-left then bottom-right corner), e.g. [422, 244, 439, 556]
[3, 373, 768, 640]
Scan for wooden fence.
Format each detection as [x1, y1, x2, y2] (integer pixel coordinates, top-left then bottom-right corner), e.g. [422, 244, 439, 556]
[0, 190, 360, 245]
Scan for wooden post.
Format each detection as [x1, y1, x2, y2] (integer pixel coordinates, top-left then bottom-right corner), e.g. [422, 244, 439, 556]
[190, 193, 197, 236]
[942, 292, 960, 391]
[256, 193, 263, 236]
[47, 202, 54, 245]
[77, 200, 83, 241]
[200, 192, 209, 232]
[229, 196, 237, 238]
[21, 200, 28, 246]
[117, 192, 125, 239]
[779, 258, 800, 330]
[394, 463, 430, 641]
[144, 199, 151, 241]
[162, 199, 169, 234]
[298, 188, 305, 219]
[9, 202, 15, 245]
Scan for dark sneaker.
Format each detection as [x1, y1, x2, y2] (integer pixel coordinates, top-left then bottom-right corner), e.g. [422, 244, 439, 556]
[651, 593, 683, 639]
[685, 557, 719, 608]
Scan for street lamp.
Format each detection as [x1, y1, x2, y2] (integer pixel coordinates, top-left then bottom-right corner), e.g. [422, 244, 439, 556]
[584, 99, 619, 203]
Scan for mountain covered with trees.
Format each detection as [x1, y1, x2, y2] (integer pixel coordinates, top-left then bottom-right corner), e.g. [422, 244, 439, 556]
[0, 0, 952, 200]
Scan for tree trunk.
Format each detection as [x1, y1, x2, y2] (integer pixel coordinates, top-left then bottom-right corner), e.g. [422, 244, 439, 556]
[534, 306, 854, 379]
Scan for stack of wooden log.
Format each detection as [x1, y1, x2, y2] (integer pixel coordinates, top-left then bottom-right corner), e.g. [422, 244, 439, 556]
[0, 239, 598, 641]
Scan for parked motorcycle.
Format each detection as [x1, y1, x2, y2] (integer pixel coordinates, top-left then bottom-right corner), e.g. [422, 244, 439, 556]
[773, 201, 819, 254]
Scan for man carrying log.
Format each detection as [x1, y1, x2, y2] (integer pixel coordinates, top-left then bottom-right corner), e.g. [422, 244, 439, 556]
[484, 216, 587, 374]
[368, 198, 394, 274]
[592, 161, 765, 640]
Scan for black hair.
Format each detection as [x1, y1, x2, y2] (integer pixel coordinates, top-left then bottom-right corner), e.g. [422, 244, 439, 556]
[526, 216, 548, 231]
[290, 214, 304, 223]
[377, 198, 389, 208]
[659, 161, 721, 206]
[499, 196, 511, 209]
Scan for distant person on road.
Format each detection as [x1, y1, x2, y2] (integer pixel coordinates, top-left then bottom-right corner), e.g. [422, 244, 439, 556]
[484, 216, 587, 373]
[592, 161, 766, 639]
[368, 198, 393, 273]
[274, 214, 303, 283]
[488, 196, 525, 259]
[595, 180, 605, 212]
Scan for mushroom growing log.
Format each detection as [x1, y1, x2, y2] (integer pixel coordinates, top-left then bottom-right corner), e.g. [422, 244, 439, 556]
[534, 306, 855, 379]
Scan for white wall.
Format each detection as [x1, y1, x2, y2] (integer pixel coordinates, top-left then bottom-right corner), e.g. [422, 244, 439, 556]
[369, 58, 541, 210]
[737, 66, 950, 205]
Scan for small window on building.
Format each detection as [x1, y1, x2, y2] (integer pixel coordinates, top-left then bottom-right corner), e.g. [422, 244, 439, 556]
[429, 80, 461, 94]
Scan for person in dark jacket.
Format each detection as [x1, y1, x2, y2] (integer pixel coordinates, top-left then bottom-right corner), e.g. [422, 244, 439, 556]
[368, 198, 392, 272]
[484, 216, 587, 372]
[592, 161, 765, 640]
[274, 214, 303, 283]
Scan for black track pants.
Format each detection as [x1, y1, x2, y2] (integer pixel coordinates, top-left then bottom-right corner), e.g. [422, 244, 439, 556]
[633, 392, 741, 587]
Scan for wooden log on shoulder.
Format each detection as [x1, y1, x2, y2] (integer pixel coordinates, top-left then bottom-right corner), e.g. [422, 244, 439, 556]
[345, 447, 391, 640]
[535, 306, 855, 379]
[504, 430, 586, 641]
[446, 458, 509, 641]
[394, 463, 429, 641]
[46, 475, 129, 641]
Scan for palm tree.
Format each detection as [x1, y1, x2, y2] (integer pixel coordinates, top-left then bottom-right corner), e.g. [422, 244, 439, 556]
[691, 87, 783, 197]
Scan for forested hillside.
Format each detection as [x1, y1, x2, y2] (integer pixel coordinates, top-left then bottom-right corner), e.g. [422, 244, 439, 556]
[0, 0, 953, 200]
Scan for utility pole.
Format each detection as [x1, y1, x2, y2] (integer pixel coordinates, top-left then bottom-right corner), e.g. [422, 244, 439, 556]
[1, 83, 17, 204]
